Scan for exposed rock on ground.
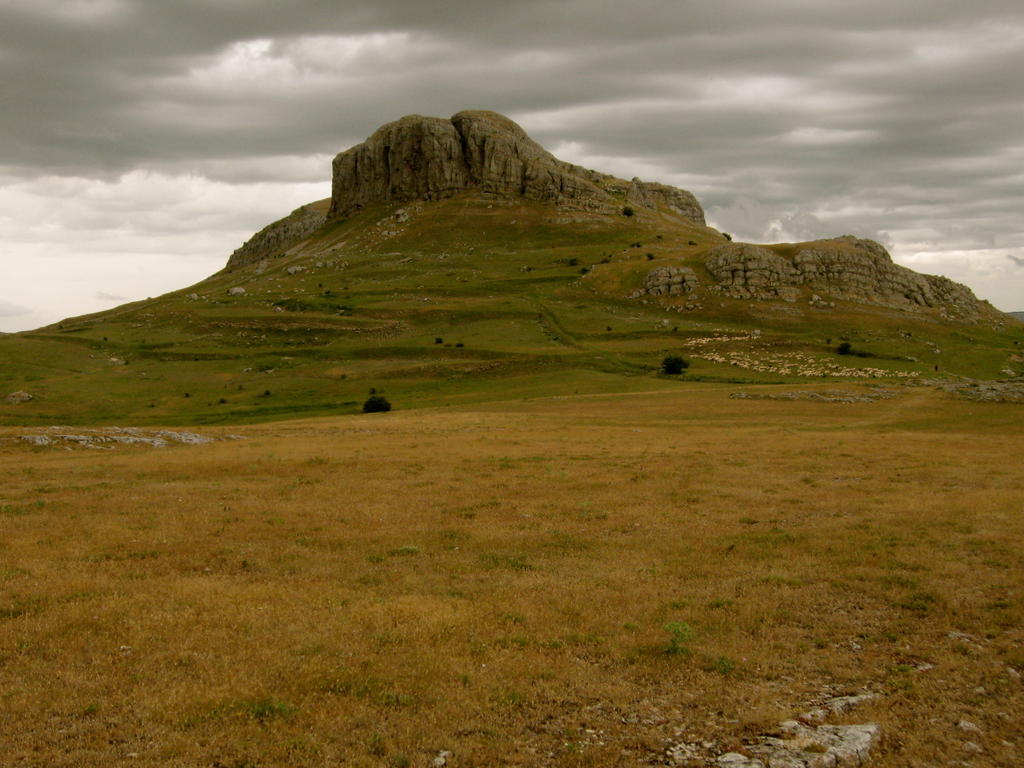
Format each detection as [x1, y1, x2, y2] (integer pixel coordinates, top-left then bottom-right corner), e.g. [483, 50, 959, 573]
[713, 721, 880, 768]
[914, 377, 1024, 403]
[730, 389, 900, 403]
[328, 110, 705, 223]
[666, 694, 880, 768]
[10, 427, 241, 449]
[4, 391, 33, 404]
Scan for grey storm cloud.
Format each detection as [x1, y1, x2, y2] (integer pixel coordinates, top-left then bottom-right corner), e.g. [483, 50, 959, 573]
[0, 0, 1022, 327]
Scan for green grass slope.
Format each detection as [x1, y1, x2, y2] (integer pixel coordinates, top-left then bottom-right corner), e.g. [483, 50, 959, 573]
[2, 193, 1022, 425]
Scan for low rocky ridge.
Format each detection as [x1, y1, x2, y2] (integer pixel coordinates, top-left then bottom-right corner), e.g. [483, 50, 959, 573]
[225, 199, 329, 270]
[638, 236, 999, 323]
[328, 110, 705, 223]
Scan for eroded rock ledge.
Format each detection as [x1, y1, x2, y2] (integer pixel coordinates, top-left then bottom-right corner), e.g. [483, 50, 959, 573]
[637, 235, 998, 322]
[226, 200, 329, 270]
[328, 110, 705, 223]
[703, 237, 990, 320]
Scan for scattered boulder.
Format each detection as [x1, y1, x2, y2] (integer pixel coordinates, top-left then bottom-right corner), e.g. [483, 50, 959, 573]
[228, 286, 246, 296]
[4, 391, 33, 404]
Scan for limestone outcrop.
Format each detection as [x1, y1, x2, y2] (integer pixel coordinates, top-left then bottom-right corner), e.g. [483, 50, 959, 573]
[625, 178, 704, 225]
[328, 110, 706, 223]
[642, 265, 701, 296]
[696, 236, 995, 320]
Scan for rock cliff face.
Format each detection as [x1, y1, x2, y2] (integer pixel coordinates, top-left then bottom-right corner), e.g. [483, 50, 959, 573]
[328, 110, 705, 224]
[640, 236, 997, 321]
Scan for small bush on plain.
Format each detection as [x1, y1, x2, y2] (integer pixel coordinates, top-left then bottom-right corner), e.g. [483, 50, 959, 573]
[661, 356, 690, 375]
[362, 395, 392, 413]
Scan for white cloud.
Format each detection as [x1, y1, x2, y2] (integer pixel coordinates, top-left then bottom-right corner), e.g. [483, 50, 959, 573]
[0, 298, 32, 317]
[0, 170, 329, 331]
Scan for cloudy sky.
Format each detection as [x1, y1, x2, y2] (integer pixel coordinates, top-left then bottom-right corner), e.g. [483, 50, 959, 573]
[2, 0, 1023, 331]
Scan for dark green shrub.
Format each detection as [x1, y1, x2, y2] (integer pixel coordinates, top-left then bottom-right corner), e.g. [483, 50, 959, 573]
[362, 395, 392, 413]
[661, 356, 690, 375]
[837, 342, 853, 355]
[622, 206, 635, 217]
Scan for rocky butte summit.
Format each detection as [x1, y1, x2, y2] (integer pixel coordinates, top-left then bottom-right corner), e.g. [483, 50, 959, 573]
[227, 109, 704, 270]
[328, 110, 704, 222]
[225, 109, 1002, 326]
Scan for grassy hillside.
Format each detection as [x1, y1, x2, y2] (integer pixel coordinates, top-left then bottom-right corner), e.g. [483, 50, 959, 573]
[2, 193, 1021, 426]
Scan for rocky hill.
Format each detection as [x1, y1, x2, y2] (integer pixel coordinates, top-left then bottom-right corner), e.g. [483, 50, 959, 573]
[223, 109, 999, 324]
[2, 110, 1021, 426]
[226, 111, 704, 271]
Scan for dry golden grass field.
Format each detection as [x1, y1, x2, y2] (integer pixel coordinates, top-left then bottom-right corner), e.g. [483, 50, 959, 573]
[1, 385, 1022, 767]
